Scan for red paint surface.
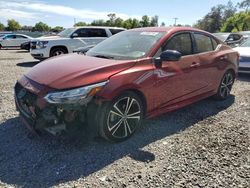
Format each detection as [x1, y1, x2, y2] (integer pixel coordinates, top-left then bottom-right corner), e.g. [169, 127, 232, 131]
[18, 27, 238, 118]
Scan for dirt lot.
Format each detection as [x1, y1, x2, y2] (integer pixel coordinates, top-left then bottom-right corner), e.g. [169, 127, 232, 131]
[0, 49, 249, 188]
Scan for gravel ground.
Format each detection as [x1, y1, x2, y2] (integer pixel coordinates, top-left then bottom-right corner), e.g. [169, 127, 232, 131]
[0, 49, 249, 188]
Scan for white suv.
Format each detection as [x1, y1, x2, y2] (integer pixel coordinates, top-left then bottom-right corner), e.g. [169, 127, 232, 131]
[30, 26, 125, 60]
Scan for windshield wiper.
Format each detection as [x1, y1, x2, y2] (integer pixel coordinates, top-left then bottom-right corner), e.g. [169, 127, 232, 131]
[94, 54, 114, 59]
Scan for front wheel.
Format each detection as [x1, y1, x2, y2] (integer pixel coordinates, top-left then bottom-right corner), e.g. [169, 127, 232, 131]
[97, 91, 143, 142]
[214, 71, 234, 100]
[50, 47, 67, 57]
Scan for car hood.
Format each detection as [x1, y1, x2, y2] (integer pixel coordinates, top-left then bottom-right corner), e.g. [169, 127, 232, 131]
[25, 54, 136, 89]
[234, 47, 250, 56]
[34, 36, 68, 41]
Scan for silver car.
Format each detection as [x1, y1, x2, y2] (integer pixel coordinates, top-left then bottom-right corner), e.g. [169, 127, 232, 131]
[234, 38, 250, 73]
[0, 34, 32, 49]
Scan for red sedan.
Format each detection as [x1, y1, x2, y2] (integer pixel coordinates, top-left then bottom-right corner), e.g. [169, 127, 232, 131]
[15, 27, 238, 142]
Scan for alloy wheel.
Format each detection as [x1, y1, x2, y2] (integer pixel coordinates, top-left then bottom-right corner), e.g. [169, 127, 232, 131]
[107, 97, 142, 139]
[53, 50, 65, 56]
[219, 72, 234, 98]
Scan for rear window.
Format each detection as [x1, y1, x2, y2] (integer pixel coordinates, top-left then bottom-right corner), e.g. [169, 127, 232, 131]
[109, 29, 125, 35]
[194, 33, 214, 53]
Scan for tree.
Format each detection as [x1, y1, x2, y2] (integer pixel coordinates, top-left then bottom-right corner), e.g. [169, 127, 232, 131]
[7, 19, 21, 31]
[150, 15, 159, 27]
[140, 15, 150, 27]
[91, 19, 106, 26]
[238, 0, 250, 11]
[221, 11, 250, 32]
[33, 22, 50, 32]
[114, 18, 124, 27]
[74, 22, 87, 27]
[193, 1, 236, 33]
[21, 25, 33, 31]
[161, 22, 166, 27]
[51, 26, 64, 33]
[0, 22, 5, 31]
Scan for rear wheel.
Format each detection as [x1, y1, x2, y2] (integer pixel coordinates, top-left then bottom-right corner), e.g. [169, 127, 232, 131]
[97, 91, 143, 142]
[50, 47, 67, 57]
[214, 71, 234, 100]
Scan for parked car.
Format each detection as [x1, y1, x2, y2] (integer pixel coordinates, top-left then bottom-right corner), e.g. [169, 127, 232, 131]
[73, 44, 95, 54]
[213, 33, 244, 47]
[15, 27, 238, 142]
[0, 34, 32, 49]
[234, 38, 250, 73]
[30, 26, 125, 60]
[21, 41, 31, 51]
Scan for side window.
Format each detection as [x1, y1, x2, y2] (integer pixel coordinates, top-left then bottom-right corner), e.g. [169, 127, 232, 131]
[211, 38, 218, 50]
[88, 29, 107, 37]
[163, 33, 192, 56]
[233, 34, 241, 41]
[194, 33, 213, 53]
[75, 29, 88, 37]
[109, 29, 124, 35]
[4, 35, 15, 39]
[16, 35, 27, 39]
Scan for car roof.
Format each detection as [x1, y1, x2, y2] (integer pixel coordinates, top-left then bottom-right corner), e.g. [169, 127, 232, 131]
[130, 26, 212, 35]
[72, 26, 126, 30]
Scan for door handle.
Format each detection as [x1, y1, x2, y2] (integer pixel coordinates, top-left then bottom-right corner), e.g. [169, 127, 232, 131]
[190, 62, 200, 68]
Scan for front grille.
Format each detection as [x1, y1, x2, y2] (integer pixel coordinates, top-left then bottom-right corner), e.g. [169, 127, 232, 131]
[31, 41, 36, 49]
[240, 56, 250, 62]
[15, 82, 38, 118]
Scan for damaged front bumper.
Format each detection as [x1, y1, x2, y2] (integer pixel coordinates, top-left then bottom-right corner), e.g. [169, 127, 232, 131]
[14, 81, 99, 136]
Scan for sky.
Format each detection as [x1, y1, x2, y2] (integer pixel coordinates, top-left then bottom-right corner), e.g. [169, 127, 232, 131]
[0, 0, 242, 28]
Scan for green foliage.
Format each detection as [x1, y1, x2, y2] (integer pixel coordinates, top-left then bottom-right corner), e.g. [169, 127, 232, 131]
[140, 15, 150, 27]
[0, 22, 5, 31]
[150, 15, 159, 27]
[7, 19, 21, 31]
[74, 22, 87, 27]
[51, 26, 64, 32]
[221, 11, 250, 32]
[238, 0, 250, 11]
[194, 1, 237, 32]
[33, 22, 50, 32]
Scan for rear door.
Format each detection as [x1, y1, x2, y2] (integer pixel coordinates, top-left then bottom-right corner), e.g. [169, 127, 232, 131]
[193, 32, 220, 92]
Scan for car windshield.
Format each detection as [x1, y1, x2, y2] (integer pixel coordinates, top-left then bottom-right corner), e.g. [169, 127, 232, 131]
[213, 33, 230, 41]
[86, 30, 165, 60]
[57, 28, 75, 38]
[240, 38, 250, 47]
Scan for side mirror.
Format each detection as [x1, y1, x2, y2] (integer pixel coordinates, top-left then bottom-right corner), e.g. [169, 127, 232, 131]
[160, 50, 182, 61]
[154, 50, 182, 68]
[71, 33, 78, 38]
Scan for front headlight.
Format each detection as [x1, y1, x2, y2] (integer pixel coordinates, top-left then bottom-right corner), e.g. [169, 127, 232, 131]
[36, 41, 48, 49]
[44, 81, 108, 104]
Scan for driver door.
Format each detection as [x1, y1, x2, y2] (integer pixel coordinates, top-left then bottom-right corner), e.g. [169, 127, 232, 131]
[153, 32, 207, 109]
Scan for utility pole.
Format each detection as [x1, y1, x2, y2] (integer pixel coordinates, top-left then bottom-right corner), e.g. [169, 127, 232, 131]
[173, 17, 178, 26]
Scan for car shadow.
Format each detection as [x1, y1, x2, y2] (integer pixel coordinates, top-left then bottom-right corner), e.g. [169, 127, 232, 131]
[0, 95, 235, 187]
[16, 61, 40, 67]
[16, 50, 30, 53]
[237, 73, 250, 82]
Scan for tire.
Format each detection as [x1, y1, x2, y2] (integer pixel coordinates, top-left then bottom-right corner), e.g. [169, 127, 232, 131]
[214, 70, 235, 100]
[97, 91, 144, 142]
[50, 47, 67, 57]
